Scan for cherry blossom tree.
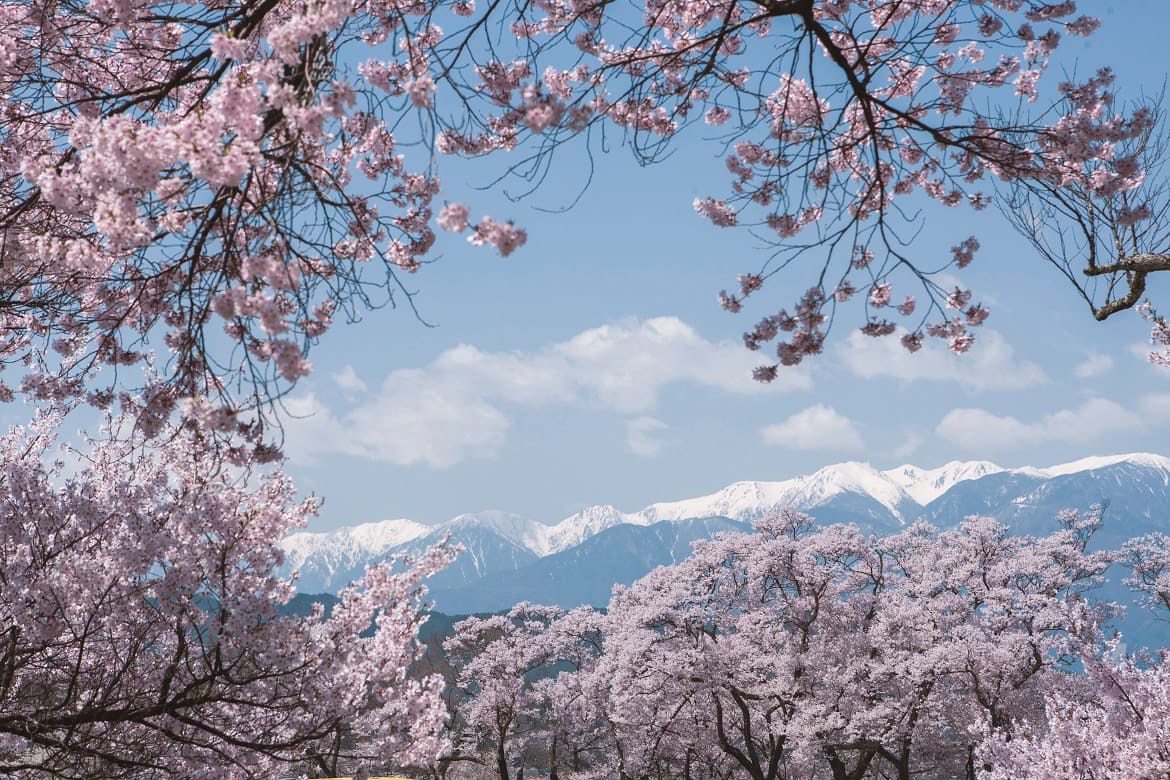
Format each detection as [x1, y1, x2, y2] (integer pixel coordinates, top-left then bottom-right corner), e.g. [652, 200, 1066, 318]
[581, 509, 1115, 780]
[0, 0, 1160, 428]
[1003, 112, 1170, 326]
[443, 604, 564, 779]
[3, 0, 1167, 767]
[525, 607, 609, 780]
[0, 0, 530, 437]
[0, 411, 453, 779]
[979, 653, 1170, 779]
[442, 603, 607, 780]
[1141, 301, 1170, 369]
[1001, 102, 1170, 370]
[438, 508, 1122, 780]
[1124, 532, 1170, 622]
[431, 0, 1161, 376]
[978, 529, 1170, 777]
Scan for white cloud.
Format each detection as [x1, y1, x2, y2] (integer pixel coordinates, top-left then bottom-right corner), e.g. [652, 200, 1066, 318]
[839, 329, 1048, 390]
[891, 432, 925, 460]
[626, 416, 669, 457]
[332, 364, 368, 394]
[283, 394, 344, 453]
[552, 316, 808, 412]
[1074, 352, 1113, 378]
[1138, 393, 1170, 418]
[760, 404, 864, 452]
[285, 317, 808, 467]
[284, 391, 510, 468]
[935, 397, 1146, 453]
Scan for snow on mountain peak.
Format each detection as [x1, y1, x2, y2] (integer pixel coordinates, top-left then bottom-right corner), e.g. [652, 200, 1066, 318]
[280, 517, 429, 571]
[438, 511, 550, 553]
[883, 460, 1004, 505]
[345, 517, 430, 549]
[1023, 453, 1170, 479]
[283, 452, 1170, 579]
[637, 478, 801, 525]
[794, 461, 911, 517]
[544, 505, 635, 554]
[443, 509, 530, 532]
[636, 461, 915, 525]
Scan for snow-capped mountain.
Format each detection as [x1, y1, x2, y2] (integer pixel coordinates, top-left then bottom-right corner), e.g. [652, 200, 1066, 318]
[280, 453, 1170, 599]
[542, 504, 635, 555]
[408, 513, 541, 593]
[281, 517, 429, 591]
[883, 460, 1004, 505]
[627, 459, 1008, 527]
[920, 454, 1170, 542]
[284, 511, 546, 593]
[439, 510, 545, 552]
[638, 462, 899, 523]
[429, 517, 745, 614]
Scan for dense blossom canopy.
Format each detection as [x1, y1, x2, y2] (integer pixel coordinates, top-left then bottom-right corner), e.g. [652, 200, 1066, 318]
[0, 414, 453, 778]
[0, 0, 1164, 435]
[437, 508, 1170, 780]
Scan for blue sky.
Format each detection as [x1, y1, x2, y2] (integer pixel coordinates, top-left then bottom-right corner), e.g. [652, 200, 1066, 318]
[277, 0, 1170, 530]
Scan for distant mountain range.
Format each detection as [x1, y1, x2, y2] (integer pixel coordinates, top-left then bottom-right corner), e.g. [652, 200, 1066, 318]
[280, 454, 1170, 622]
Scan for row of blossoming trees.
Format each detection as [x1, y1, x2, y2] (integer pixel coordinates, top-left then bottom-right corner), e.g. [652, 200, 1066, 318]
[11, 453, 1167, 780]
[439, 509, 1170, 780]
[2, 0, 1170, 775]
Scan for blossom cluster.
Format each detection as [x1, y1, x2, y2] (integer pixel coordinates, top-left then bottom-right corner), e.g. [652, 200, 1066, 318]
[0, 0, 1162, 413]
[0, 412, 454, 775]
[439, 506, 1170, 779]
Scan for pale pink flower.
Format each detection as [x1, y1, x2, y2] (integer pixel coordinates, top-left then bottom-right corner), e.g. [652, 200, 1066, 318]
[438, 202, 471, 233]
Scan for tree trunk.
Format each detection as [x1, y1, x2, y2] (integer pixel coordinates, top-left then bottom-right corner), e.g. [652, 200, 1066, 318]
[825, 749, 850, 780]
[496, 742, 510, 780]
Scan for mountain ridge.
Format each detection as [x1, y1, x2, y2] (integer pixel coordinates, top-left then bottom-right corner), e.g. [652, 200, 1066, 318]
[280, 453, 1170, 594]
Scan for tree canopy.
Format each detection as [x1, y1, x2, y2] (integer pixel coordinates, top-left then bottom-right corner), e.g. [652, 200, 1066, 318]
[0, 0, 1164, 436]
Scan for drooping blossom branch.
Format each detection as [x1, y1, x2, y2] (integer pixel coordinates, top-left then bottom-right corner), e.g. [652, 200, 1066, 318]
[0, 0, 1158, 430]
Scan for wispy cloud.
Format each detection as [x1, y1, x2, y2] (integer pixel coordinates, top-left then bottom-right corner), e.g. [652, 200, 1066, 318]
[332, 364, 368, 395]
[890, 432, 925, 460]
[1073, 352, 1113, 378]
[626, 416, 669, 457]
[839, 329, 1047, 390]
[285, 317, 809, 467]
[761, 404, 865, 452]
[934, 395, 1170, 453]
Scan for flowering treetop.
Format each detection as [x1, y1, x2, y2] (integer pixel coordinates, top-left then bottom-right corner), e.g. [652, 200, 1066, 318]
[442, 507, 1129, 779]
[0, 0, 1161, 439]
[0, 412, 455, 777]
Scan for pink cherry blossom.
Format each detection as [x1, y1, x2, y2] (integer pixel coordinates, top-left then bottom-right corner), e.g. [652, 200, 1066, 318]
[0, 410, 454, 776]
[0, 0, 1158, 408]
[453, 508, 1124, 779]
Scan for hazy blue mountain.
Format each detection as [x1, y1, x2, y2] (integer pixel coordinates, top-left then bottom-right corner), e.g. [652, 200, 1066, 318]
[916, 456, 1170, 545]
[914, 471, 1049, 527]
[806, 490, 907, 535]
[281, 453, 1170, 647]
[429, 516, 746, 613]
